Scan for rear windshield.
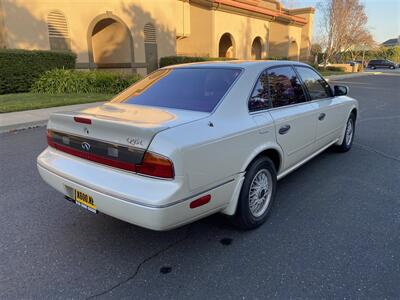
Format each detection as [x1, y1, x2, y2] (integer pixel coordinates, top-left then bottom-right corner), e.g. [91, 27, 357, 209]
[111, 68, 242, 112]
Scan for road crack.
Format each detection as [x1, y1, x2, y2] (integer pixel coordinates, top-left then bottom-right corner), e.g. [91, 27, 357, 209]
[86, 225, 192, 299]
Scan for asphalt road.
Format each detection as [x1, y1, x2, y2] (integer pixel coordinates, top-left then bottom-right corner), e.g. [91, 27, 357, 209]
[1, 72, 400, 299]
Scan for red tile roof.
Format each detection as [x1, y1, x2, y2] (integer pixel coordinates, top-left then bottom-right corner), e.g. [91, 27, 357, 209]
[213, 0, 308, 25]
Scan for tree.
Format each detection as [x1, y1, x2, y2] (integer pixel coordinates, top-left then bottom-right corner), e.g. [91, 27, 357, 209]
[318, 0, 374, 66]
[310, 43, 322, 64]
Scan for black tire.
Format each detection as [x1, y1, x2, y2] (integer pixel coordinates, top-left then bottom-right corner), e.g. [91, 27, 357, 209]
[390, 65, 395, 70]
[371, 66, 376, 70]
[233, 157, 277, 230]
[335, 113, 356, 152]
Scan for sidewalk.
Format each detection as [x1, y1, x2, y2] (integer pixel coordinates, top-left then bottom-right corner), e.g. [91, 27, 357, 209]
[0, 102, 105, 133]
[0, 71, 376, 133]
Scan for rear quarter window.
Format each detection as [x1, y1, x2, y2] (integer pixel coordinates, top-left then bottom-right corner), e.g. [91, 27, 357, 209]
[111, 68, 242, 112]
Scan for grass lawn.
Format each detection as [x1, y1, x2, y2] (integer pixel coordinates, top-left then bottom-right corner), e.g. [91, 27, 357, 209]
[0, 93, 113, 113]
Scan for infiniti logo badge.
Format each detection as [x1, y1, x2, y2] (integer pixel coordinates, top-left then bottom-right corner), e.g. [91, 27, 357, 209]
[81, 142, 91, 151]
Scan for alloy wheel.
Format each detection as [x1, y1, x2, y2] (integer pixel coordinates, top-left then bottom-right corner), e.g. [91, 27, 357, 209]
[248, 169, 273, 218]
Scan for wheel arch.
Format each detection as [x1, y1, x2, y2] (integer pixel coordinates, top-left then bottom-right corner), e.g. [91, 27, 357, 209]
[243, 144, 283, 174]
[337, 104, 358, 146]
[221, 144, 283, 216]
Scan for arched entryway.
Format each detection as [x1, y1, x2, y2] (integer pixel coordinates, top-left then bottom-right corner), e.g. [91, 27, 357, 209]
[87, 14, 134, 69]
[251, 37, 263, 60]
[288, 40, 299, 61]
[219, 33, 235, 58]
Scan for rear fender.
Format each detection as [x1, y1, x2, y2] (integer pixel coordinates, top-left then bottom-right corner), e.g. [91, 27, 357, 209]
[221, 143, 283, 216]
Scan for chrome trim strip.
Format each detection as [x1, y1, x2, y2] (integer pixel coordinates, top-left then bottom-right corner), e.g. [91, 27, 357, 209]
[277, 139, 339, 180]
[38, 161, 235, 209]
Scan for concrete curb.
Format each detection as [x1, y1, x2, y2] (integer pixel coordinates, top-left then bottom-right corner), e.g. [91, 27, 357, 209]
[0, 120, 48, 133]
[0, 101, 105, 133]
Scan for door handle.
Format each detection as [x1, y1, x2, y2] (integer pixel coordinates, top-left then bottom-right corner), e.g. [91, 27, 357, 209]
[318, 113, 326, 121]
[279, 124, 291, 135]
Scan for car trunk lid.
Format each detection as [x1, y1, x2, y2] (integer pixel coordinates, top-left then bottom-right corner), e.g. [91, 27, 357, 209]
[48, 102, 209, 151]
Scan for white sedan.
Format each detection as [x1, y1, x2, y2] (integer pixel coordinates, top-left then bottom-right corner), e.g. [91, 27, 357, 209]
[37, 61, 358, 230]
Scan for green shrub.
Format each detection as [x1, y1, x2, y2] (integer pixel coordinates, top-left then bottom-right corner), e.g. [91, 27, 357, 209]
[32, 69, 142, 94]
[0, 49, 76, 94]
[325, 66, 346, 72]
[159, 56, 235, 68]
[266, 56, 290, 61]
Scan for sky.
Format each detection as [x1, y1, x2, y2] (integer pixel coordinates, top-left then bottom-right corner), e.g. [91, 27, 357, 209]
[284, 0, 400, 43]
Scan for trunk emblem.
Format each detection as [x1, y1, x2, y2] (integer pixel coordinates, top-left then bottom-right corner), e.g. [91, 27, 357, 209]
[81, 142, 91, 151]
[127, 137, 143, 146]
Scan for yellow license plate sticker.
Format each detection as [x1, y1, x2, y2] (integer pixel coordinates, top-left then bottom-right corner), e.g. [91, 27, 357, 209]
[75, 190, 97, 212]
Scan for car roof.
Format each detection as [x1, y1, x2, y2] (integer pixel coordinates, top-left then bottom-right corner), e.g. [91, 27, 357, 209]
[163, 60, 311, 71]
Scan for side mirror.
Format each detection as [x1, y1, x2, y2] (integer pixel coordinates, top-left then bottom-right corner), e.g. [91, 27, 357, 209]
[334, 85, 348, 96]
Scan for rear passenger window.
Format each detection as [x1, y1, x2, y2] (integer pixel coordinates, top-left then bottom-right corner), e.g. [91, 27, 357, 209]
[267, 66, 306, 108]
[249, 71, 271, 112]
[295, 67, 332, 100]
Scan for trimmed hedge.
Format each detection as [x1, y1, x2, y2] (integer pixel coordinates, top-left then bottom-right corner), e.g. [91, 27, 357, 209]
[32, 69, 142, 94]
[0, 49, 76, 94]
[159, 56, 235, 68]
[266, 56, 290, 61]
[325, 66, 346, 72]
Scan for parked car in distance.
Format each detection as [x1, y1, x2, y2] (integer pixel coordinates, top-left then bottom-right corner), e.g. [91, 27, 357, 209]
[37, 61, 358, 231]
[367, 59, 397, 69]
[347, 60, 366, 68]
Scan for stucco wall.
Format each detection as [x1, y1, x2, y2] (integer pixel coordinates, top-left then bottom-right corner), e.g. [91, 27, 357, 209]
[213, 9, 270, 59]
[1, 0, 314, 68]
[0, 0, 6, 48]
[297, 12, 314, 60]
[176, 3, 213, 57]
[287, 24, 302, 60]
[269, 21, 303, 60]
[269, 21, 289, 58]
[1, 0, 177, 68]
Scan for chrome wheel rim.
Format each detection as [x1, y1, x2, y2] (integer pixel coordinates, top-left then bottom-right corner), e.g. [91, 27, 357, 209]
[345, 118, 354, 146]
[248, 169, 273, 218]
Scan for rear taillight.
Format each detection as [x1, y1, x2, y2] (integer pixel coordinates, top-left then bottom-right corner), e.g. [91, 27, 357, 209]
[47, 130, 174, 179]
[47, 129, 55, 147]
[136, 152, 175, 179]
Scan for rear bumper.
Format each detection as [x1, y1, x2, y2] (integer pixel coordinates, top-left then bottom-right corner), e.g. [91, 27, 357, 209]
[37, 147, 236, 230]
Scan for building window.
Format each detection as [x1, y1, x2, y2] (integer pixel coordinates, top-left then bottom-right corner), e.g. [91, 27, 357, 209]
[47, 10, 70, 51]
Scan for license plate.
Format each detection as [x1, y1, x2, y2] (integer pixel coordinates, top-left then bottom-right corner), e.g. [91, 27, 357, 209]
[74, 189, 97, 213]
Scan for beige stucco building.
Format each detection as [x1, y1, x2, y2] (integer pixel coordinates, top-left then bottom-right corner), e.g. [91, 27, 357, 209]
[0, 0, 314, 75]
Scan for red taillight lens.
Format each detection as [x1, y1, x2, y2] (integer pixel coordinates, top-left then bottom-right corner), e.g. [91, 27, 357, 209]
[47, 129, 55, 147]
[136, 152, 175, 179]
